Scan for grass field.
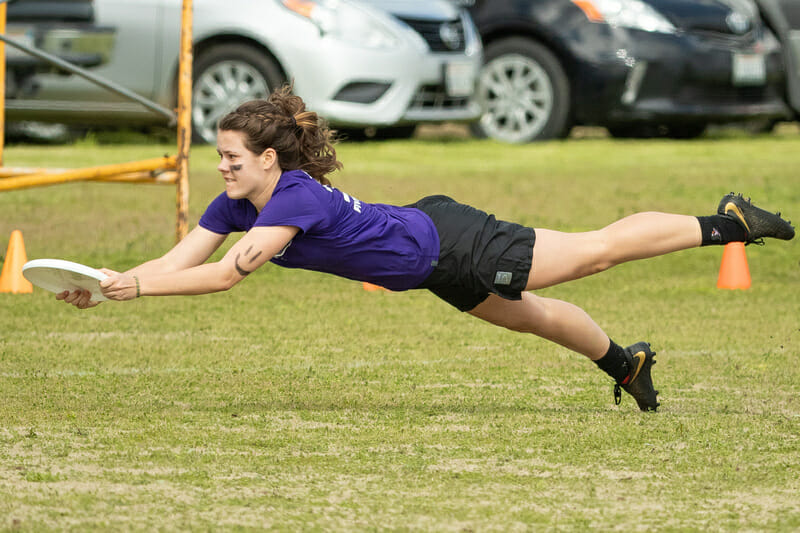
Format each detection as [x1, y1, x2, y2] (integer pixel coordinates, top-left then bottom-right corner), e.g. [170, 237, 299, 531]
[1, 128, 799, 531]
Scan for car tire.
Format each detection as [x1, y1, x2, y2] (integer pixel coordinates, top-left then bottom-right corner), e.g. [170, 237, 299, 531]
[191, 43, 285, 144]
[470, 37, 571, 143]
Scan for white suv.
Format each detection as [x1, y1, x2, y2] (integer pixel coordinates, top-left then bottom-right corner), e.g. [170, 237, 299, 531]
[5, 0, 483, 143]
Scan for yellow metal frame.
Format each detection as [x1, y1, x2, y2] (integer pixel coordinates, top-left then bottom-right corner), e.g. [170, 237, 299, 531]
[0, 0, 193, 242]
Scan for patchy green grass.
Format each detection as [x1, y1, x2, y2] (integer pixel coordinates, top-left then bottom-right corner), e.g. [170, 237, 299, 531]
[1, 128, 799, 531]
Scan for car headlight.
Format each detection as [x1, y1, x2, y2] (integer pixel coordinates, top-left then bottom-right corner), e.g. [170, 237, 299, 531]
[571, 0, 676, 34]
[280, 0, 401, 49]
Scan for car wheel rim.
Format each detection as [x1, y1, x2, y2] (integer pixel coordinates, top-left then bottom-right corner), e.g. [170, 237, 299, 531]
[193, 60, 271, 143]
[478, 53, 554, 143]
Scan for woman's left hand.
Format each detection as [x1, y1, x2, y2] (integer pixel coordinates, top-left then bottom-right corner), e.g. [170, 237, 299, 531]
[99, 269, 139, 301]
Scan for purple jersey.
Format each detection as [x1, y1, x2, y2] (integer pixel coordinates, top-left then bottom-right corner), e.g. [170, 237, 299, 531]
[199, 170, 440, 291]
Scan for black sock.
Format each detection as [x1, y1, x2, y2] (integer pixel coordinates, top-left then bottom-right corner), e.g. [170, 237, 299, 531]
[697, 215, 747, 246]
[594, 340, 630, 383]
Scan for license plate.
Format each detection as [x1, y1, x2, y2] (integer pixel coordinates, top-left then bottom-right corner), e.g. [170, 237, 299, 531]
[732, 53, 766, 86]
[444, 61, 474, 97]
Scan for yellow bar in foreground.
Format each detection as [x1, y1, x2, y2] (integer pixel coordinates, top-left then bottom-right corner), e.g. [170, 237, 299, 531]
[0, 167, 69, 177]
[0, 168, 177, 184]
[96, 171, 178, 184]
[0, 156, 177, 192]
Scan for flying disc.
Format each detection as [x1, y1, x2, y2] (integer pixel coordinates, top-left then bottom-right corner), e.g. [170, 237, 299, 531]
[22, 259, 109, 301]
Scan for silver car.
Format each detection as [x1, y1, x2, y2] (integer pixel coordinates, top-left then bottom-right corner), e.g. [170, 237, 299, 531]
[5, 0, 482, 143]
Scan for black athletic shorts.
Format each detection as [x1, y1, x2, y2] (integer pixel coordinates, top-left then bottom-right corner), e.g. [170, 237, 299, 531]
[408, 195, 535, 312]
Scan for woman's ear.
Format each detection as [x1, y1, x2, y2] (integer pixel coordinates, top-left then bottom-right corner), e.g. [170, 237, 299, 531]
[261, 148, 278, 170]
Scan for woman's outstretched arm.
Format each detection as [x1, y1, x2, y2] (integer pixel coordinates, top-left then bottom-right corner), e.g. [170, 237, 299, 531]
[123, 225, 230, 278]
[99, 225, 298, 300]
[56, 225, 297, 307]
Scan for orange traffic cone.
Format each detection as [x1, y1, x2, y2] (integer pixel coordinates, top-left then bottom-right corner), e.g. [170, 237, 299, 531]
[716, 242, 751, 290]
[0, 230, 34, 294]
[362, 282, 388, 292]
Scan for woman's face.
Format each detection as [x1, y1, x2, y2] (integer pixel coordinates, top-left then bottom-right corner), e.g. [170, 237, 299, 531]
[216, 129, 270, 201]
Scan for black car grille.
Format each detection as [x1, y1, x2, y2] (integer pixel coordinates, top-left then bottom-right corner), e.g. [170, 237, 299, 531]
[396, 17, 466, 53]
[409, 84, 470, 110]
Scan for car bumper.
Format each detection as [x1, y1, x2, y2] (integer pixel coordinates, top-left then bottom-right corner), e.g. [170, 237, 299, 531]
[279, 20, 482, 127]
[306, 53, 483, 126]
[569, 27, 791, 125]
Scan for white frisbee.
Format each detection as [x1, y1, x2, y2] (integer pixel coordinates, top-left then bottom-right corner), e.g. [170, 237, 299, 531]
[22, 259, 109, 301]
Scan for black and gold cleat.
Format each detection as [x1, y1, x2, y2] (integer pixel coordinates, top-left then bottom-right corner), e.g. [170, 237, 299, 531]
[718, 193, 795, 244]
[614, 342, 659, 412]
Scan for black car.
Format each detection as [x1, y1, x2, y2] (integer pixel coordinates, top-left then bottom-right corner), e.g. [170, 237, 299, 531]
[463, 0, 795, 142]
[757, 0, 800, 126]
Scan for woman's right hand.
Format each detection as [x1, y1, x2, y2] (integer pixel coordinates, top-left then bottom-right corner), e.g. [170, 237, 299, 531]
[55, 289, 101, 309]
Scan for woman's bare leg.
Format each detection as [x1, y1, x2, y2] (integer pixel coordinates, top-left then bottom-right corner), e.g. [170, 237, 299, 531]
[466, 212, 701, 357]
[469, 293, 659, 410]
[527, 212, 701, 290]
[468, 292, 610, 359]
[467, 202, 792, 411]
[466, 213, 700, 412]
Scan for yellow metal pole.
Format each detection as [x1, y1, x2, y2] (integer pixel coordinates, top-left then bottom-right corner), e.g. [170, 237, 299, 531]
[0, 156, 177, 191]
[96, 171, 178, 184]
[0, 167, 69, 177]
[175, 0, 193, 242]
[0, 168, 177, 184]
[0, 1, 7, 166]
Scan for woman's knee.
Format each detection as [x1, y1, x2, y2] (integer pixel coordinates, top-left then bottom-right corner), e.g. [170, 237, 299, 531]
[578, 230, 617, 275]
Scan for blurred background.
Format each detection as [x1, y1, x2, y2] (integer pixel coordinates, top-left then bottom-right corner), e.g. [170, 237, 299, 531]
[3, 0, 799, 144]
